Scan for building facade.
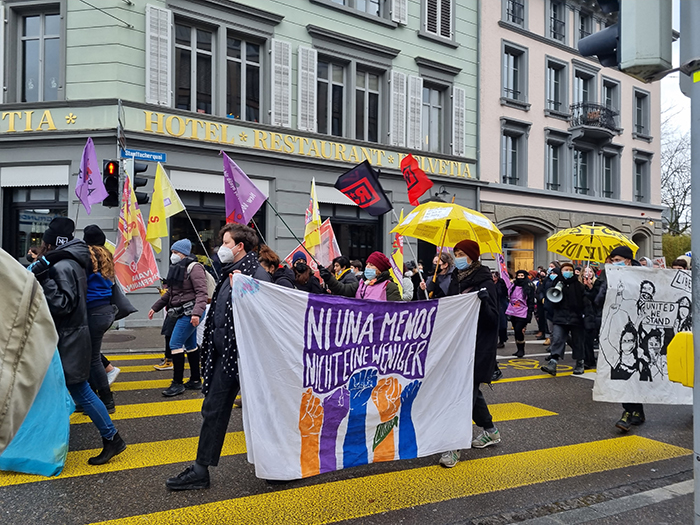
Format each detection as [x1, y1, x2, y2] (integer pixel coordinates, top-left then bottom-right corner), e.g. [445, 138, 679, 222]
[0, 0, 480, 323]
[479, 0, 663, 274]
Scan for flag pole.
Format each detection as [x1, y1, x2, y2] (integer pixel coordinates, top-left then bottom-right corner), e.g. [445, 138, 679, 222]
[264, 200, 321, 267]
[75, 202, 81, 225]
[429, 218, 451, 299]
[182, 208, 219, 280]
[250, 218, 267, 245]
[391, 208, 428, 300]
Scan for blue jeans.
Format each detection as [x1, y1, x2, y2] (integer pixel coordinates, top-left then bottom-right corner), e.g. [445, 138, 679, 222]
[67, 381, 117, 440]
[169, 315, 198, 354]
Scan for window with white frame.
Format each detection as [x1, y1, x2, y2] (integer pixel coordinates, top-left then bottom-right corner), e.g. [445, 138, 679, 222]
[425, 0, 453, 39]
[573, 71, 593, 104]
[421, 85, 443, 153]
[175, 23, 213, 114]
[573, 148, 589, 195]
[634, 159, 649, 202]
[356, 70, 380, 143]
[331, 0, 381, 16]
[502, 48, 523, 101]
[602, 155, 617, 198]
[546, 143, 562, 191]
[501, 119, 530, 186]
[546, 60, 566, 112]
[20, 11, 61, 102]
[226, 35, 261, 122]
[549, 1, 566, 42]
[505, 0, 525, 26]
[317, 60, 346, 137]
[634, 90, 650, 137]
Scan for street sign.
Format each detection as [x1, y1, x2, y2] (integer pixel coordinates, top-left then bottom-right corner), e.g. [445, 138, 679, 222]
[120, 148, 166, 163]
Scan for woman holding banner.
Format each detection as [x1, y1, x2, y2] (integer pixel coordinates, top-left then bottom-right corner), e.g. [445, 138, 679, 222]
[439, 239, 500, 468]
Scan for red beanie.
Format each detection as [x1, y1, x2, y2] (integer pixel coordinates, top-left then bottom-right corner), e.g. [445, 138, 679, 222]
[366, 251, 391, 273]
[454, 239, 480, 262]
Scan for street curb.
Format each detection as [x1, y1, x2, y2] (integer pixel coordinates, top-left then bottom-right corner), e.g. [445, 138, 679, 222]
[515, 480, 693, 524]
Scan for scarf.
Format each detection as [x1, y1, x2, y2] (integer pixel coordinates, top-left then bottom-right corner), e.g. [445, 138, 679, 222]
[457, 260, 482, 283]
[200, 251, 260, 395]
[165, 255, 196, 286]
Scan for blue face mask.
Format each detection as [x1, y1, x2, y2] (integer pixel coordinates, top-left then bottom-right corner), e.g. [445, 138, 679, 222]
[364, 268, 377, 280]
[562, 270, 574, 279]
[612, 260, 627, 266]
[454, 256, 469, 270]
[549, 273, 557, 281]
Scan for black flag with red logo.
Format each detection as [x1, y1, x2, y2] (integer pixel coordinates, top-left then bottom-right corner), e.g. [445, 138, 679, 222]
[334, 160, 393, 216]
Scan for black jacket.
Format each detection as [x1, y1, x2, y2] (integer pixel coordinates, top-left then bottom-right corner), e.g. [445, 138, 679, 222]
[425, 271, 452, 299]
[294, 273, 325, 294]
[337, 269, 358, 286]
[323, 269, 402, 301]
[271, 265, 295, 288]
[583, 278, 603, 331]
[552, 275, 585, 326]
[447, 264, 498, 385]
[38, 239, 92, 385]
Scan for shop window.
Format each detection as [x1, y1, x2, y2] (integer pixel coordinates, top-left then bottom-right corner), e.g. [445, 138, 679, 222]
[502, 229, 534, 276]
[175, 22, 214, 114]
[226, 35, 261, 122]
[20, 11, 61, 102]
[319, 203, 381, 262]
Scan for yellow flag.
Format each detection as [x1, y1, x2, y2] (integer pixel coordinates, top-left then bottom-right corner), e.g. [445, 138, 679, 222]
[304, 178, 322, 255]
[146, 163, 185, 253]
[390, 209, 404, 297]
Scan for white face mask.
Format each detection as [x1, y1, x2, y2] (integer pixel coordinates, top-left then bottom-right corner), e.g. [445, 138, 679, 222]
[170, 253, 182, 265]
[218, 245, 234, 264]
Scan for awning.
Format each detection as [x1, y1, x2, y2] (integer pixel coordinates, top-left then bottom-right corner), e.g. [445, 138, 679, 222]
[169, 170, 269, 197]
[315, 184, 356, 206]
[0, 165, 70, 187]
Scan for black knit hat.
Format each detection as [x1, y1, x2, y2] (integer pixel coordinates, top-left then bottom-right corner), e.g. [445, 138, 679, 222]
[609, 245, 634, 260]
[83, 224, 106, 247]
[43, 217, 75, 247]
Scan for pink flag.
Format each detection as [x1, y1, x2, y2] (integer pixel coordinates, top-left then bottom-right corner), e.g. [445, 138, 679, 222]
[76, 137, 108, 215]
[222, 152, 266, 224]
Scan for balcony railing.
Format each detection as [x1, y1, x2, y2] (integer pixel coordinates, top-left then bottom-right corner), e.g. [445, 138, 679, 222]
[569, 102, 618, 132]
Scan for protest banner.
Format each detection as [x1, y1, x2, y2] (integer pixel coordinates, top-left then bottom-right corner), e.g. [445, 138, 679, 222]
[285, 219, 341, 275]
[230, 273, 480, 480]
[593, 266, 693, 405]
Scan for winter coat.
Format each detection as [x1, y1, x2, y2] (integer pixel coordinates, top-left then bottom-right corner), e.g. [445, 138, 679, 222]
[37, 239, 92, 385]
[337, 269, 358, 286]
[271, 265, 295, 288]
[495, 277, 509, 330]
[425, 271, 452, 299]
[542, 270, 561, 320]
[551, 275, 585, 326]
[325, 269, 402, 301]
[152, 257, 209, 317]
[506, 279, 535, 321]
[447, 264, 498, 385]
[582, 278, 603, 331]
[294, 273, 325, 294]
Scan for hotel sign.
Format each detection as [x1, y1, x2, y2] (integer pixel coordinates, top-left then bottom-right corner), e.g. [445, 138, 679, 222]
[1, 106, 475, 179]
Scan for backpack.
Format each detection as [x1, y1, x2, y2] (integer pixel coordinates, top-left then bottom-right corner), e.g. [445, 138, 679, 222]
[187, 262, 217, 301]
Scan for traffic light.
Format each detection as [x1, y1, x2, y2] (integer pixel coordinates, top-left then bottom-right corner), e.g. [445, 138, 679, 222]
[102, 160, 120, 207]
[132, 161, 150, 205]
[578, 0, 672, 81]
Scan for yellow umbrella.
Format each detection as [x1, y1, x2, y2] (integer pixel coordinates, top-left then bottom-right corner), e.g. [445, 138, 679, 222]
[390, 201, 503, 256]
[546, 225, 638, 263]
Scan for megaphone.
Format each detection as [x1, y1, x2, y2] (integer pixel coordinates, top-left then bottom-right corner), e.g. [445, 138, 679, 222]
[546, 282, 564, 303]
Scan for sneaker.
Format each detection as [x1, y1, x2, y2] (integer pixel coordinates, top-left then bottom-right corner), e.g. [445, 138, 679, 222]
[162, 382, 185, 397]
[541, 358, 558, 376]
[616, 411, 632, 432]
[543, 338, 551, 346]
[472, 428, 501, 449]
[184, 380, 202, 390]
[106, 367, 121, 385]
[573, 360, 585, 375]
[492, 368, 503, 381]
[154, 359, 173, 371]
[439, 450, 461, 468]
[166, 465, 210, 491]
[629, 411, 646, 426]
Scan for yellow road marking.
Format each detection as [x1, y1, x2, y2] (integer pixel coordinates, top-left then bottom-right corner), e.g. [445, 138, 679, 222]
[89, 436, 690, 525]
[0, 433, 246, 488]
[106, 354, 164, 361]
[114, 364, 189, 373]
[487, 402, 556, 421]
[70, 399, 204, 424]
[111, 379, 172, 392]
[496, 370, 596, 383]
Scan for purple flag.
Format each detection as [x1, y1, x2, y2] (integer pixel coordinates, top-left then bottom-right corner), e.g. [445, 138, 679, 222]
[222, 152, 266, 224]
[76, 137, 108, 214]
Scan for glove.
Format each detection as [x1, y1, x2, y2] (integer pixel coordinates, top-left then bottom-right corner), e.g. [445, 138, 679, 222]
[318, 265, 332, 282]
[477, 287, 489, 301]
[29, 256, 51, 280]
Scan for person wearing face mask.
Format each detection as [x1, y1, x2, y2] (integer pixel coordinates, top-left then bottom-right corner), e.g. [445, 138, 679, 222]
[541, 261, 586, 376]
[258, 245, 295, 288]
[318, 251, 401, 301]
[541, 262, 561, 346]
[25, 245, 39, 264]
[506, 269, 535, 358]
[438, 239, 500, 468]
[580, 266, 602, 369]
[148, 239, 208, 397]
[419, 252, 454, 298]
[291, 251, 325, 294]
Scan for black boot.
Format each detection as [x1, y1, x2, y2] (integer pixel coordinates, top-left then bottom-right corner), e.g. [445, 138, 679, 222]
[98, 388, 116, 414]
[88, 432, 126, 465]
[512, 342, 525, 358]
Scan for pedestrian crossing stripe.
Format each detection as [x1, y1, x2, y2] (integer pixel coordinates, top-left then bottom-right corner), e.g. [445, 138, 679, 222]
[111, 379, 172, 392]
[113, 364, 189, 373]
[108, 354, 165, 361]
[88, 436, 690, 525]
[0, 433, 247, 488]
[69, 401, 556, 426]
